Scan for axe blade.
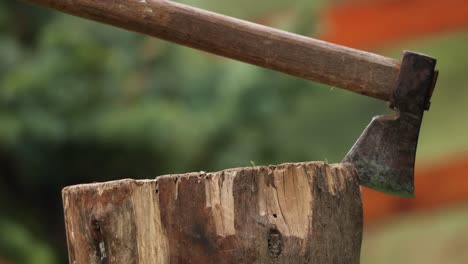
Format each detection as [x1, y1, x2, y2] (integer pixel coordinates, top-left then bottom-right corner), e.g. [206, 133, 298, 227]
[343, 51, 437, 197]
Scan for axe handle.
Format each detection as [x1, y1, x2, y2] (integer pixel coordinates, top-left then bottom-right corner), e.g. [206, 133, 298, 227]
[25, 0, 400, 101]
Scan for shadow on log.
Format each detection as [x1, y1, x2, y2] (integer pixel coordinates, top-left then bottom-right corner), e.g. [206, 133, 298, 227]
[62, 162, 362, 263]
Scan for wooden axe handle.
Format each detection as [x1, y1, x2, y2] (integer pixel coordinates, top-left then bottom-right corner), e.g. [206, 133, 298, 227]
[26, 0, 400, 100]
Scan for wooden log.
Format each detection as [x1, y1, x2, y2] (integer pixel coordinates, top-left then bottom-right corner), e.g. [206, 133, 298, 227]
[62, 162, 362, 263]
[24, 0, 399, 101]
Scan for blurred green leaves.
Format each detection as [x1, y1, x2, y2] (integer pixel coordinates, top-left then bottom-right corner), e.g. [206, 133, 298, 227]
[0, 2, 382, 261]
[6, 0, 468, 263]
[0, 219, 57, 264]
[0, 1, 362, 263]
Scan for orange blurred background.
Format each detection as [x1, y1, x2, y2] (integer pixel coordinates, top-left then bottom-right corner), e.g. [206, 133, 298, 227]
[320, 0, 468, 226]
[320, 2, 468, 262]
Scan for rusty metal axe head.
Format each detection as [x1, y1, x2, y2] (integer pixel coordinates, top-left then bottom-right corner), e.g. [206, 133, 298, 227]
[343, 51, 438, 197]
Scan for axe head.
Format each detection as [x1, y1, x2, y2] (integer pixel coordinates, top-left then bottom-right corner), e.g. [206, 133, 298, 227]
[343, 51, 438, 197]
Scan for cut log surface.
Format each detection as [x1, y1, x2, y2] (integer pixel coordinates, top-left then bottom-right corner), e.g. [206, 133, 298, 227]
[62, 162, 362, 264]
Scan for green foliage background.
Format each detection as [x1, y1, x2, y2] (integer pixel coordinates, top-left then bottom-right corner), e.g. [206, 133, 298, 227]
[1, 1, 467, 263]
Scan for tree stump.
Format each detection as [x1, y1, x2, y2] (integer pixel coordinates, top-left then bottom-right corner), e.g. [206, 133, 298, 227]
[62, 162, 363, 264]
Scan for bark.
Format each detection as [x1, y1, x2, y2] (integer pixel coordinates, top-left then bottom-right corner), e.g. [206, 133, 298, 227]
[63, 162, 362, 264]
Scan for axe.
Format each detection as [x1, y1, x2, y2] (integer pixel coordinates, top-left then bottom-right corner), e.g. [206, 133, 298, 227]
[24, 0, 438, 197]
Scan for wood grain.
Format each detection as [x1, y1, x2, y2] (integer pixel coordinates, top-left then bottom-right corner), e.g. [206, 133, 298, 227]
[25, 0, 400, 100]
[62, 162, 362, 263]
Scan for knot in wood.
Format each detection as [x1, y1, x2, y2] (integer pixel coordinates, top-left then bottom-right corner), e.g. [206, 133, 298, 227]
[268, 228, 283, 259]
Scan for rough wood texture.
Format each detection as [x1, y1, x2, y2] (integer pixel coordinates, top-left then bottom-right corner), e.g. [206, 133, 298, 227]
[26, 0, 399, 100]
[63, 162, 362, 263]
